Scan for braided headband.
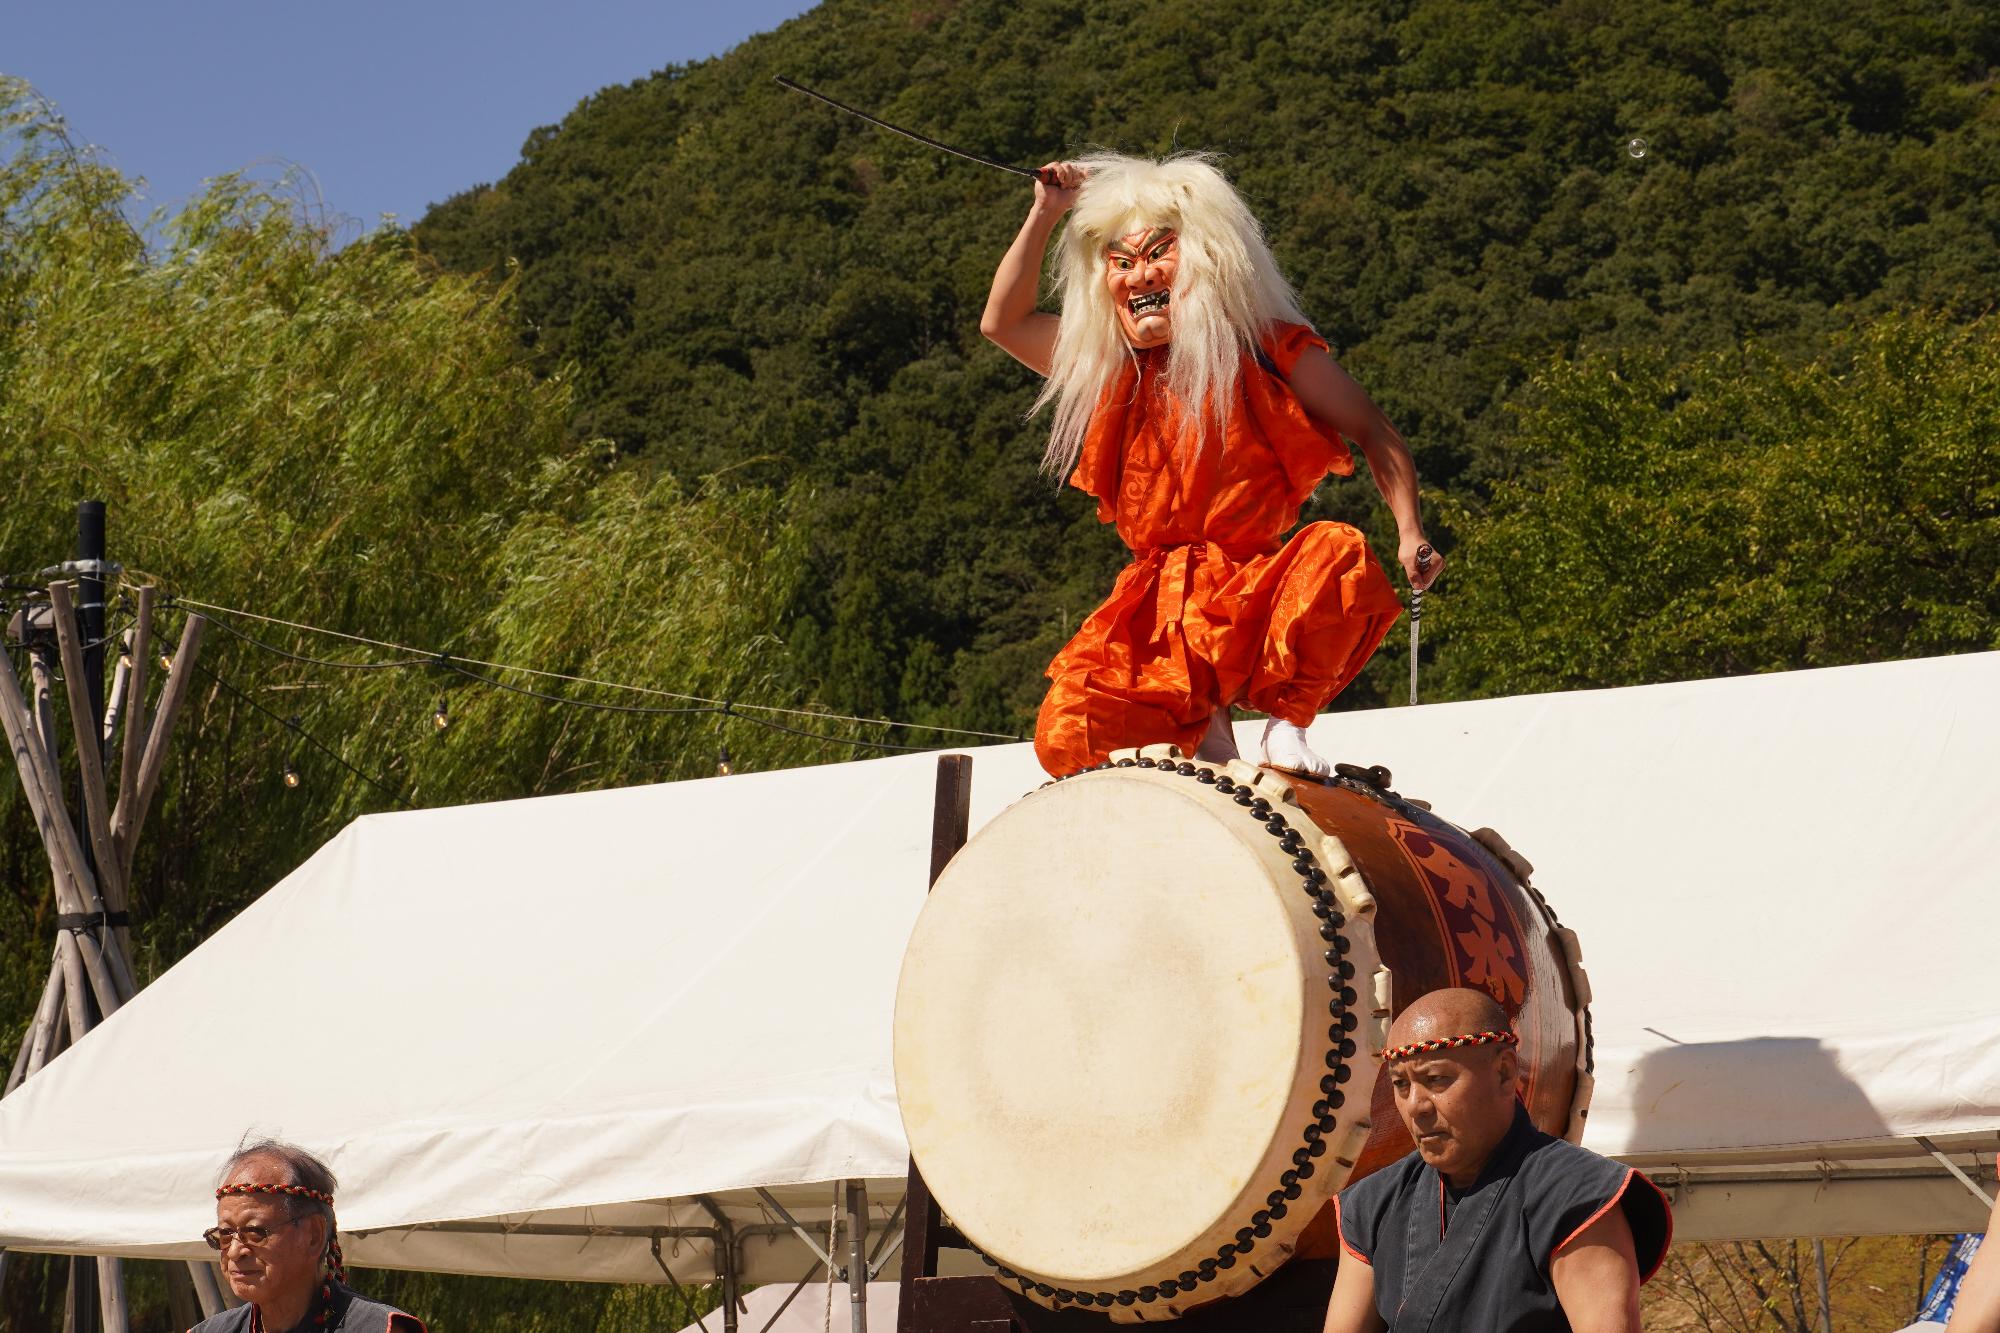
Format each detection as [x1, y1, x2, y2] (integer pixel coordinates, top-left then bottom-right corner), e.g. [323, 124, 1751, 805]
[1382, 1029, 1519, 1062]
[217, 1182, 335, 1206]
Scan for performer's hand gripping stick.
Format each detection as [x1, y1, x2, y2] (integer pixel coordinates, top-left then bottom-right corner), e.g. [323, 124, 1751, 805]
[1409, 544, 1434, 706]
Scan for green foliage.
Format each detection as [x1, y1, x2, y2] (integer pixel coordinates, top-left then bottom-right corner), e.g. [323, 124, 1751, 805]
[355, 1268, 720, 1333]
[1429, 310, 2000, 696]
[0, 82, 838, 1328]
[411, 0, 2000, 728]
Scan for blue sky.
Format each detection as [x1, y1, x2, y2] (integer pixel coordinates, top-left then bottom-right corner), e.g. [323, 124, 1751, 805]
[5, 0, 818, 233]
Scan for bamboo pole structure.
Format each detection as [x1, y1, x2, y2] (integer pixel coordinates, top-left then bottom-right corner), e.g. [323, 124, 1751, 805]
[54, 935, 93, 1060]
[114, 589, 152, 885]
[50, 586, 139, 1003]
[7, 958, 64, 1095]
[4, 999, 32, 1093]
[51, 585, 124, 924]
[113, 612, 204, 871]
[0, 554, 211, 1332]
[0, 647, 104, 921]
[28, 647, 61, 776]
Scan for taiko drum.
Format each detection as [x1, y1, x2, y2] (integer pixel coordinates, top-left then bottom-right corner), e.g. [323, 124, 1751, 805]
[892, 746, 1593, 1322]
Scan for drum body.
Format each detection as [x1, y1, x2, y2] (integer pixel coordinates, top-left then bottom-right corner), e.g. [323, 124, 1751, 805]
[893, 748, 1591, 1322]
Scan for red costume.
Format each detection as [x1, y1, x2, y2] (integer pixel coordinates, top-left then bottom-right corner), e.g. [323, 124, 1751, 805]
[1034, 324, 1403, 775]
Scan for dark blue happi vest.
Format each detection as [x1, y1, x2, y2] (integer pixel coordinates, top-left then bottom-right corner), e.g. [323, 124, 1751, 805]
[1336, 1106, 1672, 1333]
[188, 1280, 425, 1333]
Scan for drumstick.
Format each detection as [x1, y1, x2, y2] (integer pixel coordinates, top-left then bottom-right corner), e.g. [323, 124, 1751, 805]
[1409, 545, 1433, 706]
[774, 76, 1053, 181]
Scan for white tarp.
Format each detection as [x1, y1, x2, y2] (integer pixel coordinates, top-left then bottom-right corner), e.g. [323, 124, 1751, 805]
[0, 652, 1995, 1284]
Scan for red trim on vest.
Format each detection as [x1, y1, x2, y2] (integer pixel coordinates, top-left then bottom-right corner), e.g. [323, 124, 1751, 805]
[1551, 1167, 1675, 1283]
[1334, 1194, 1371, 1265]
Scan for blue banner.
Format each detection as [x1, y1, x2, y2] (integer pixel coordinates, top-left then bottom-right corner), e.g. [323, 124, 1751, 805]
[1918, 1233, 1983, 1324]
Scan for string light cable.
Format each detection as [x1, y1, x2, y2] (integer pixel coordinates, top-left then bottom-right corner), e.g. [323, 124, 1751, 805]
[195, 608, 928, 754]
[166, 595, 1025, 750]
[183, 652, 410, 809]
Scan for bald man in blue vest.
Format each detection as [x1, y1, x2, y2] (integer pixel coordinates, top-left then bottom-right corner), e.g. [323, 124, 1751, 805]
[1324, 989, 1672, 1333]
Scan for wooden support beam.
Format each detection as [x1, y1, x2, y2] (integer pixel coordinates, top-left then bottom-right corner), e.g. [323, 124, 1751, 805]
[902, 754, 973, 1290]
[0, 648, 100, 918]
[100, 650, 129, 755]
[28, 648, 61, 776]
[185, 1262, 226, 1319]
[50, 583, 123, 919]
[98, 932, 137, 1009]
[95, 1257, 129, 1333]
[25, 948, 67, 1072]
[55, 935, 91, 1050]
[112, 614, 204, 878]
[5, 990, 33, 1093]
[72, 930, 123, 1019]
[108, 592, 155, 977]
[114, 590, 153, 874]
[164, 1263, 202, 1330]
[9, 959, 64, 1093]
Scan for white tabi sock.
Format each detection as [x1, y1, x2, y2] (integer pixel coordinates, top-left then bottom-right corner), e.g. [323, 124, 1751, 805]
[1259, 718, 1330, 777]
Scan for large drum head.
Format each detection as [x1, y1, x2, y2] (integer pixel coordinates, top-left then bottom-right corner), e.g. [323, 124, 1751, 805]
[894, 760, 1386, 1318]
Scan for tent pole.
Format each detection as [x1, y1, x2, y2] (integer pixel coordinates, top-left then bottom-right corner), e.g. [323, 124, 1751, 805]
[694, 1195, 739, 1333]
[1917, 1136, 1997, 1208]
[844, 1180, 868, 1333]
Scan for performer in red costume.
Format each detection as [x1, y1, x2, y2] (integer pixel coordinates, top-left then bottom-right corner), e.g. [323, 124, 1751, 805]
[981, 155, 1445, 778]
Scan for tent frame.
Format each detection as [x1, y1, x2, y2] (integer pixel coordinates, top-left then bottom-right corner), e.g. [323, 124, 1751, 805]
[364, 1182, 907, 1333]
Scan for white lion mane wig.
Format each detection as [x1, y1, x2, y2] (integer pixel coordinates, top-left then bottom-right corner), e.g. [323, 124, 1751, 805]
[1032, 152, 1310, 478]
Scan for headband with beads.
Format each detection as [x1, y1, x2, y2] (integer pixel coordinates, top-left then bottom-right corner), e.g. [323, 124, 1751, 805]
[217, 1182, 335, 1206]
[1381, 1029, 1519, 1062]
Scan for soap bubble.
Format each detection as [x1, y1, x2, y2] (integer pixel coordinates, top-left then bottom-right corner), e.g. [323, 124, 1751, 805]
[1626, 137, 1649, 159]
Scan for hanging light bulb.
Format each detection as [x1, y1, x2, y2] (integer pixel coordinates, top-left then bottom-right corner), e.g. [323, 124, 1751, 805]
[716, 745, 732, 777]
[283, 761, 301, 789]
[158, 651, 173, 672]
[433, 697, 450, 732]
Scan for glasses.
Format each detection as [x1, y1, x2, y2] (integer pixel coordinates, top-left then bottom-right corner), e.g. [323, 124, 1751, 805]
[202, 1217, 304, 1251]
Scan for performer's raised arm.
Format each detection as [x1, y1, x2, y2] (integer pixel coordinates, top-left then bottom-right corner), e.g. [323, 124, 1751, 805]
[1288, 346, 1445, 591]
[979, 162, 1083, 376]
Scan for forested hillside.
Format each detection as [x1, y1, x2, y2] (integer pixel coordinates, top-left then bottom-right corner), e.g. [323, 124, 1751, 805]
[415, 0, 2000, 729]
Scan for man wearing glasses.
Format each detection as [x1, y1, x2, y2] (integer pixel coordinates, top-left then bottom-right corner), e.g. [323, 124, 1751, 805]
[194, 1139, 424, 1333]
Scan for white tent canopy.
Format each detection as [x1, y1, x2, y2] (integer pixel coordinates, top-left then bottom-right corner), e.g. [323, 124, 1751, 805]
[0, 653, 1995, 1290]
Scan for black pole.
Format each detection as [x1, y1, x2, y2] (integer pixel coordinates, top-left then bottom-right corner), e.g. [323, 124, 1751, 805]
[77, 501, 107, 738]
[68, 500, 105, 1333]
